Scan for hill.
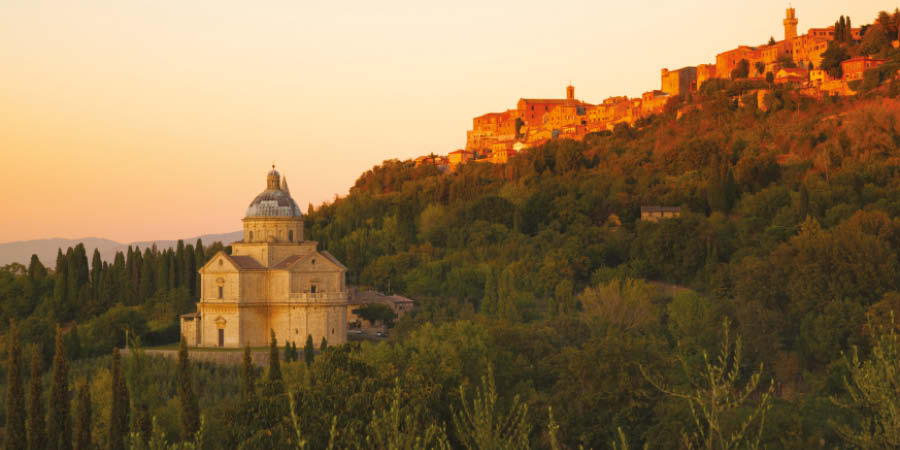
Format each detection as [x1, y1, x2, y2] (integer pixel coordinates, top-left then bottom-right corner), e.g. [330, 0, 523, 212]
[0, 231, 242, 267]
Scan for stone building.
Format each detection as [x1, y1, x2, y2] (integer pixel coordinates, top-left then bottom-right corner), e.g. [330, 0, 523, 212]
[841, 57, 886, 82]
[181, 167, 349, 348]
[661, 67, 697, 97]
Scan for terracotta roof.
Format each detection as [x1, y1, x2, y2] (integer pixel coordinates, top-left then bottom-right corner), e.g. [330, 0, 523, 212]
[350, 290, 415, 306]
[271, 255, 304, 270]
[227, 255, 266, 270]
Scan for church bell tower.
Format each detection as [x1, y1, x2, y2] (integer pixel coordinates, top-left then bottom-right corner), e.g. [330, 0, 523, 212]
[783, 7, 798, 42]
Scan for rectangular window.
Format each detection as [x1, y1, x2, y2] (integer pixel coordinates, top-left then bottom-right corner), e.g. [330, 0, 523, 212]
[311, 285, 317, 294]
[218, 286, 223, 299]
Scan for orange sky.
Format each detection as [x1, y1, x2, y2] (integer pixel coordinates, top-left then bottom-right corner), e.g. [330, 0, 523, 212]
[0, 0, 889, 243]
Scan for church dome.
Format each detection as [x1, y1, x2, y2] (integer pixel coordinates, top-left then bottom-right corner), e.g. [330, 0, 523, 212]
[245, 166, 303, 218]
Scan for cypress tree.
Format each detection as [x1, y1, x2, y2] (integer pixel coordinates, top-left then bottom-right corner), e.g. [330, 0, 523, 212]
[73, 245, 89, 291]
[265, 330, 283, 395]
[28, 350, 45, 450]
[53, 250, 68, 320]
[108, 348, 129, 450]
[90, 249, 102, 300]
[241, 344, 255, 403]
[6, 321, 27, 450]
[319, 337, 327, 353]
[73, 383, 91, 450]
[27, 255, 47, 308]
[194, 241, 206, 297]
[174, 241, 185, 288]
[138, 249, 155, 302]
[167, 251, 177, 292]
[183, 244, 196, 299]
[156, 252, 169, 294]
[65, 324, 81, 361]
[283, 340, 292, 363]
[480, 269, 498, 317]
[291, 342, 298, 362]
[177, 338, 200, 439]
[304, 335, 315, 366]
[47, 326, 72, 450]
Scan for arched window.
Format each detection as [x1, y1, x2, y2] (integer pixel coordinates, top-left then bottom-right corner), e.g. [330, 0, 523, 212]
[289, 230, 293, 242]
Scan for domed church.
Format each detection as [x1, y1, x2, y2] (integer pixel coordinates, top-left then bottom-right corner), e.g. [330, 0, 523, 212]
[180, 167, 349, 348]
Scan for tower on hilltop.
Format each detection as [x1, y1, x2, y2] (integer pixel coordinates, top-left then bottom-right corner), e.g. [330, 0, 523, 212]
[784, 7, 798, 41]
[566, 84, 575, 100]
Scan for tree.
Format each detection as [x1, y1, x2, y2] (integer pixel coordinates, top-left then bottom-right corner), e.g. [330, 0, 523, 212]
[74, 383, 92, 450]
[861, 23, 890, 55]
[304, 334, 315, 366]
[754, 61, 766, 76]
[480, 269, 498, 317]
[641, 319, 773, 450]
[177, 337, 200, 439]
[108, 348, 129, 450]
[28, 350, 45, 450]
[47, 326, 72, 450]
[821, 42, 849, 79]
[6, 321, 27, 450]
[351, 304, 397, 328]
[832, 315, 900, 447]
[768, 36, 776, 46]
[241, 344, 256, 403]
[365, 383, 451, 450]
[731, 59, 750, 79]
[284, 339, 293, 363]
[451, 365, 530, 450]
[265, 330, 283, 396]
[319, 337, 328, 353]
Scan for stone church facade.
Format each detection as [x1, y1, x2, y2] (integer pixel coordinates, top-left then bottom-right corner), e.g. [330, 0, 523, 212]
[181, 167, 349, 348]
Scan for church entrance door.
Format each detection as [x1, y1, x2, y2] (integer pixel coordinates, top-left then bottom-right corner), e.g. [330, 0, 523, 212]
[218, 329, 224, 347]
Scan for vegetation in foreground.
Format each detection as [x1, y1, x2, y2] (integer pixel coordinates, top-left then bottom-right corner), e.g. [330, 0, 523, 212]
[3, 10, 900, 449]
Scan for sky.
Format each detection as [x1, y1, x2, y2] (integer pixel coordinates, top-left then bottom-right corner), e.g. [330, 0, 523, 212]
[0, 0, 890, 243]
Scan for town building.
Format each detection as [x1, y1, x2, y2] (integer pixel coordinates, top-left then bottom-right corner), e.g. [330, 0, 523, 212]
[348, 290, 415, 332]
[661, 67, 698, 97]
[180, 167, 349, 348]
[841, 56, 886, 82]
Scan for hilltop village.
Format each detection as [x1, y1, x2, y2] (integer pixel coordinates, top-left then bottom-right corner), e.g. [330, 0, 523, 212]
[416, 8, 900, 170]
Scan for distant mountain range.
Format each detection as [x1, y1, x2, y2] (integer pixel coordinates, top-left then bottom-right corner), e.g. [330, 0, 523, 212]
[0, 231, 243, 267]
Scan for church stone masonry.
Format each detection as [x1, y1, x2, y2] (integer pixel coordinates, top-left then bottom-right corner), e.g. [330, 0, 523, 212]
[180, 167, 349, 348]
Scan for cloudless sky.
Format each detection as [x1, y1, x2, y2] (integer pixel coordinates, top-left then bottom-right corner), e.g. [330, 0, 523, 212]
[0, 0, 889, 243]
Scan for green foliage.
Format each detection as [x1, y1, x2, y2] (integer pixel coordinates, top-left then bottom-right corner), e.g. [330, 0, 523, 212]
[821, 42, 850, 78]
[28, 350, 46, 450]
[47, 326, 72, 450]
[5, 321, 26, 450]
[451, 365, 530, 450]
[74, 382, 92, 450]
[642, 319, 773, 450]
[303, 335, 314, 366]
[241, 344, 256, 403]
[109, 348, 130, 450]
[833, 315, 900, 448]
[176, 338, 199, 440]
[364, 382, 451, 450]
[352, 304, 398, 328]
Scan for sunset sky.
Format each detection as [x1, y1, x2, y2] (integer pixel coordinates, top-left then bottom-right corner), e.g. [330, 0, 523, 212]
[0, 0, 888, 243]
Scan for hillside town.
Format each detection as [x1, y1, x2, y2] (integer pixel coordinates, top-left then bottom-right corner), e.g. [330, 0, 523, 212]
[416, 8, 900, 171]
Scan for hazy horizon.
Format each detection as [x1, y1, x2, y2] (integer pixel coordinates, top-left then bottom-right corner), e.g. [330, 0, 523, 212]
[0, 0, 888, 243]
